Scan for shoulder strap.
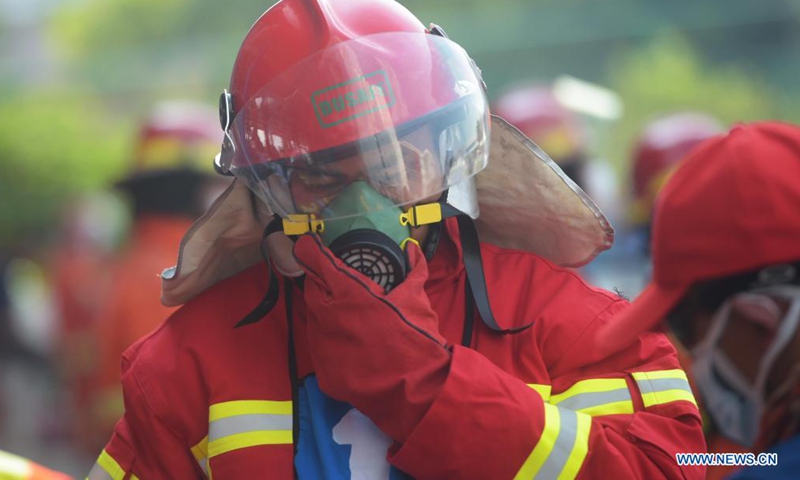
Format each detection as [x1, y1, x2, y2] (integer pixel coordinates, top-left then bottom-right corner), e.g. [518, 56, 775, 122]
[442, 204, 532, 335]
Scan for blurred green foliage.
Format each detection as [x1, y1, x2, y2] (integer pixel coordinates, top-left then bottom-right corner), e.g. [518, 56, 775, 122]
[0, 92, 130, 246]
[605, 32, 784, 179]
[54, 0, 190, 57]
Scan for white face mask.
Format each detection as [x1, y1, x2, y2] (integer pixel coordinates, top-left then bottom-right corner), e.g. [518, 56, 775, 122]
[690, 286, 800, 447]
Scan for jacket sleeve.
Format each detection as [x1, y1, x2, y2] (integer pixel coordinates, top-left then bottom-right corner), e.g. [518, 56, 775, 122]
[388, 301, 706, 480]
[86, 349, 204, 479]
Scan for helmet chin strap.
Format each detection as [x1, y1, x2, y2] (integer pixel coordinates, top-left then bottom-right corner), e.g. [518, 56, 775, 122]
[235, 217, 283, 327]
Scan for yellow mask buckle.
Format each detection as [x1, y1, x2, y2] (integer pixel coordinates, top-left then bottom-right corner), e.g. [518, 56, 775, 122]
[282, 214, 325, 235]
[399, 203, 443, 227]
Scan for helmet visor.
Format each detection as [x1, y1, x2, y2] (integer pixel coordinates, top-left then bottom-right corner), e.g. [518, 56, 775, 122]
[221, 32, 489, 220]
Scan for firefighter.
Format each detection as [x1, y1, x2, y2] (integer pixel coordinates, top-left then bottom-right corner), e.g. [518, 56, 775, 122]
[628, 112, 724, 255]
[625, 113, 748, 480]
[589, 111, 724, 300]
[492, 82, 620, 221]
[89, 1, 705, 478]
[599, 121, 800, 479]
[84, 101, 228, 451]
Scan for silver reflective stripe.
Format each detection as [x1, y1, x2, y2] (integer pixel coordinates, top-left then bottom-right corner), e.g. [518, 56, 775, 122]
[209, 413, 293, 441]
[87, 463, 113, 480]
[536, 407, 578, 479]
[636, 377, 692, 395]
[198, 457, 208, 477]
[554, 387, 631, 412]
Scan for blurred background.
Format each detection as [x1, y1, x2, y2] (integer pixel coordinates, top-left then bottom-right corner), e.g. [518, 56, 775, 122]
[1, 0, 799, 476]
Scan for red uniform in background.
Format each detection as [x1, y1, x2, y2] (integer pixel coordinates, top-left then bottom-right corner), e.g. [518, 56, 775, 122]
[49, 194, 122, 450]
[81, 102, 227, 451]
[630, 113, 750, 479]
[87, 217, 191, 445]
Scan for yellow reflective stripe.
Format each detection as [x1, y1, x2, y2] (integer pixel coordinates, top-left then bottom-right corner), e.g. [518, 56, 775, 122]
[88, 450, 125, 480]
[557, 413, 591, 480]
[550, 378, 633, 417]
[527, 384, 552, 401]
[97, 449, 125, 480]
[514, 403, 560, 479]
[192, 436, 209, 477]
[209, 400, 292, 421]
[191, 435, 208, 461]
[633, 370, 698, 408]
[131, 476, 140, 480]
[550, 378, 627, 403]
[208, 430, 294, 457]
[207, 400, 293, 462]
[641, 389, 698, 408]
[514, 403, 592, 480]
[575, 400, 634, 417]
[632, 369, 688, 382]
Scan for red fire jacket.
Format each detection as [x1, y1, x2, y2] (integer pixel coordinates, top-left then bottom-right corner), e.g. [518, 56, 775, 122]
[89, 220, 705, 479]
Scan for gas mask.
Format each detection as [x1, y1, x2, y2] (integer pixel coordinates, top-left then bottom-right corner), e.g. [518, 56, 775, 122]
[313, 181, 414, 292]
[691, 285, 800, 447]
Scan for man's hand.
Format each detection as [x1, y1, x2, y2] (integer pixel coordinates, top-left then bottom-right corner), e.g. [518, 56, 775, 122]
[293, 234, 451, 442]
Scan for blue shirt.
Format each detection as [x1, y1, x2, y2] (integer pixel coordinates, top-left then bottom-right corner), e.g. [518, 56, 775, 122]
[295, 376, 412, 480]
[727, 435, 800, 480]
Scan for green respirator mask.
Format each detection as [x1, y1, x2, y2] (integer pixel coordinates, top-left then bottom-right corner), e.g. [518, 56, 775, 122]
[284, 181, 441, 292]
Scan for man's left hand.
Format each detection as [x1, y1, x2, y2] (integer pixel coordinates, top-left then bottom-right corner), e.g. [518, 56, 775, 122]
[293, 234, 451, 442]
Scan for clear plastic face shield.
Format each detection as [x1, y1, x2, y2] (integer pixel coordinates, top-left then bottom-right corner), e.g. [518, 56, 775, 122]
[215, 32, 489, 224]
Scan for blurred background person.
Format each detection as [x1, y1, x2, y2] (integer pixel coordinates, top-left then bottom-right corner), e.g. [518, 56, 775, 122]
[82, 101, 228, 452]
[492, 81, 622, 224]
[628, 112, 725, 259]
[47, 193, 127, 454]
[0, 241, 70, 468]
[599, 121, 800, 479]
[584, 111, 725, 299]
[627, 112, 751, 480]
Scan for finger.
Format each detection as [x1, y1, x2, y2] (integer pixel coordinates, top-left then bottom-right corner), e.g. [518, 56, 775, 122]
[397, 239, 430, 288]
[292, 234, 341, 281]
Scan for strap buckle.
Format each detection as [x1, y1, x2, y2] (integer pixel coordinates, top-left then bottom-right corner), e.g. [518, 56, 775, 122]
[282, 214, 325, 235]
[400, 203, 443, 227]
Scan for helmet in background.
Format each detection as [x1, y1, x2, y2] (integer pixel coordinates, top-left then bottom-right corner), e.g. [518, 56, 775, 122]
[118, 101, 223, 218]
[492, 83, 586, 175]
[629, 112, 724, 226]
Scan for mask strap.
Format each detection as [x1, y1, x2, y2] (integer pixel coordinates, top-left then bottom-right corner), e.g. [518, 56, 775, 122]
[692, 287, 800, 401]
[235, 216, 283, 327]
[691, 299, 735, 356]
[441, 203, 532, 335]
[420, 190, 449, 261]
[753, 287, 800, 392]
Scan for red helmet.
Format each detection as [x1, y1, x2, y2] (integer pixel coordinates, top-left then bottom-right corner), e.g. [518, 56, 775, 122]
[131, 101, 220, 177]
[629, 112, 724, 225]
[491, 84, 586, 166]
[218, 0, 490, 221]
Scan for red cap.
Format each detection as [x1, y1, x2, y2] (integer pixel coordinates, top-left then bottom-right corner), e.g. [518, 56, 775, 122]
[598, 122, 800, 353]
